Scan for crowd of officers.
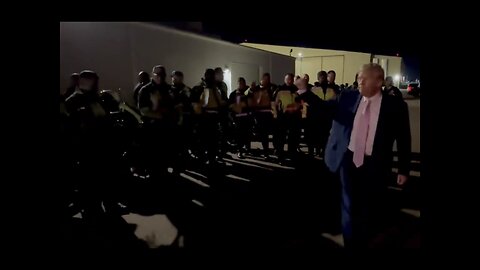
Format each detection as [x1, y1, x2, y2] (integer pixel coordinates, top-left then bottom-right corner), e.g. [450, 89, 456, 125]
[62, 66, 347, 162]
[59, 65, 403, 218]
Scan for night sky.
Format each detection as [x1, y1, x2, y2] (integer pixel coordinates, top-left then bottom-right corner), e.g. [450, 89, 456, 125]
[201, 22, 420, 81]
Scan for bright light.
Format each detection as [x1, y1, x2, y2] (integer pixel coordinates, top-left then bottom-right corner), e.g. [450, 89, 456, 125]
[298, 53, 303, 57]
[394, 74, 400, 81]
[223, 68, 232, 96]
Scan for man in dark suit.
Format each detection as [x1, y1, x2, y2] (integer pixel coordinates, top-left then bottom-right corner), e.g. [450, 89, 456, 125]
[325, 63, 411, 248]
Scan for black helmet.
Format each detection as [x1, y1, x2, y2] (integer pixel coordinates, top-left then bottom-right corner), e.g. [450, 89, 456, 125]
[138, 71, 150, 84]
[171, 70, 184, 77]
[79, 70, 98, 80]
[79, 70, 99, 92]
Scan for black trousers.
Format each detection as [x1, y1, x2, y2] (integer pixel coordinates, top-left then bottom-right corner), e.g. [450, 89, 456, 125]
[233, 114, 253, 152]
[254, 111, 273, 153]
[318, 119, 332, 157]
[274, 112, 301, 158]
[339, 150, 394, 248]
[140, 118, 178, 170]
[178, 113, 194, 152]
[303, 117, 322, 155]
[199, 112, 220, 162]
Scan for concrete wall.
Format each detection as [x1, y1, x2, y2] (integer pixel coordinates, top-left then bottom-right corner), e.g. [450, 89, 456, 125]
[241, 43, 402, 86]
[374, 54, 403, 79]
[60, 22, 295, 106]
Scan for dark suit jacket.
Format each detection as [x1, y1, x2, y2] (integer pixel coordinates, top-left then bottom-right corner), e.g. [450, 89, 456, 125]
[325, 89, 411, 177]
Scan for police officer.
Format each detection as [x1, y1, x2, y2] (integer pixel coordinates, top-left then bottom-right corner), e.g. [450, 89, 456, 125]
[248, 73, 277, 159]
[133, 71, 150, 107]
[313, 71, 337, 101]
[214, 67, 229, 100]
[312, 70, 337, 157]
[170, 70, 196, 161]
[65, 70, 104, 117]
[64, 70, 124, 220]
[170, 70, 192, 125]
[137, 65, 177, 171]
[137, 65, 173, 120]
[191, 68, 226, 165]
[228, 77, 252, 158]
[273, 73, 300, 163]
[213, 67, 230, 157]
[383, 76, 403, 100]
[327, 70, 341, 94]
[295, 78, 324, 157]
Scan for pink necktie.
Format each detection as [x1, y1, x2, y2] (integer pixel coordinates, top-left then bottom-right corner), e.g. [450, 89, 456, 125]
[353, 99, 370, 168]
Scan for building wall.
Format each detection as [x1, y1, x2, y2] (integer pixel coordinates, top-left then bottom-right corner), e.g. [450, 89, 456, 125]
[241, 43, 402, 85]
[60, 22, 134, 102]
[60, 22, 295, 106]
[373, 54, 403, 79]
[344, 53, 372, 84]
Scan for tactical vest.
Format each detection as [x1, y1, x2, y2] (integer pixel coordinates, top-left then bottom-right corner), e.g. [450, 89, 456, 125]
[312, 86, 337, 101]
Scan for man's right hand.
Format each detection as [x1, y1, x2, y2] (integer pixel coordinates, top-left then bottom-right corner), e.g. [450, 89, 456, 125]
[397, 174, 408, 186]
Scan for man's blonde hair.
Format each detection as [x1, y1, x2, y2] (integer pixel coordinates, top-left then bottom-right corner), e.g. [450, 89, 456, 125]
[361, 63, 385, 80]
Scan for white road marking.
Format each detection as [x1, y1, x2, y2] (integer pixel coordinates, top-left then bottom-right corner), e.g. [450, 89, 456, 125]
[192, 199, 204, 207]
[223, 158, 274, 171]
[179, 173, 210, 188]
[233, 155, 295, 170]
[225, 174, 251, 182]
[185, 170, 208, 179]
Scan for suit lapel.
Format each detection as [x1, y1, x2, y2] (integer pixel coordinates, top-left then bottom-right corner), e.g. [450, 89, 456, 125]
[352, 91, 362, 114]
[372, 93, 388, 153]
[343, 90, 362, 133]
